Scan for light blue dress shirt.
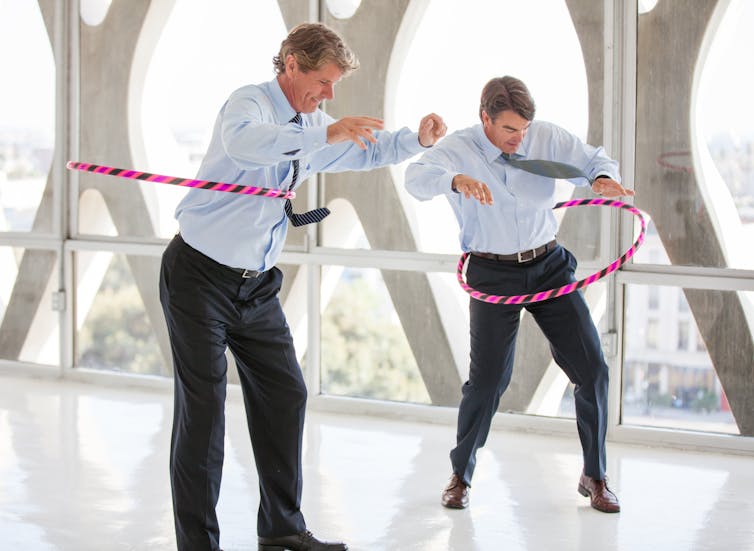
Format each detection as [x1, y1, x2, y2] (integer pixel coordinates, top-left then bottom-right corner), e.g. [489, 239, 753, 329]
[176, 77, 425, 270]
[405, 122, 620, 255]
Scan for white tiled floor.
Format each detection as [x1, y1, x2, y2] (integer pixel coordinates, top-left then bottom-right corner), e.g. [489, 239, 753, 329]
[2, 375, 753, 551]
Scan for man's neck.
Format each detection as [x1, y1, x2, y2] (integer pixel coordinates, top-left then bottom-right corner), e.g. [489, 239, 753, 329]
[276, 74, 296, 111]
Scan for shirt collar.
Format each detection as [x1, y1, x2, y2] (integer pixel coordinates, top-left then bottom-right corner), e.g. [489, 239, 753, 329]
[267, 77, 301, 124]
[473, 124, 530, 162]
[473, 125, 502, 163]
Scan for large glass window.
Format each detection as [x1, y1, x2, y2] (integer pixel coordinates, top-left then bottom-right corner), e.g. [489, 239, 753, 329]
[629, 0, 754, 439]
[696, 1, 754, 266]
[636, 0, 754, 270]
[318, 266, 470, 407]
[320, 266, 431, 404]
[77, 0, 289, 241]
[0, 247, 59, 366]
[75, 251, 167, 376]
[0, 1, 55, 234]
[623, 284, 738, 435]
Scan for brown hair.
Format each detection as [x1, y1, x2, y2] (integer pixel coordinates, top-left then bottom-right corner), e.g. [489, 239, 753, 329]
[479, 76, 536, 122]
[273, 23, 359, 76]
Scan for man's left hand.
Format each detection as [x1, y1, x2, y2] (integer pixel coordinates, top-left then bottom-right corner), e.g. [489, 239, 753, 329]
[418, 113, 447, 147]
[592, 178, 635, 198]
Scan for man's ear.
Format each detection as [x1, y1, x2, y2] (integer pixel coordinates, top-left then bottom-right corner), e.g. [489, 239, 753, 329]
[285, 54, 297, 74]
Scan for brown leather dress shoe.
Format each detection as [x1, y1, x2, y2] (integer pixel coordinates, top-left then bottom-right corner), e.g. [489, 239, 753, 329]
[578, 472, 621, 513]
[441, 473, 469, 509]
[258, 529, 347, 550]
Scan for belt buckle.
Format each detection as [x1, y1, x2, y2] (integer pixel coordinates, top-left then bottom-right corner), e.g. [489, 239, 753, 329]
[517, 248, 536, 263]
[241, 269, 254, 278]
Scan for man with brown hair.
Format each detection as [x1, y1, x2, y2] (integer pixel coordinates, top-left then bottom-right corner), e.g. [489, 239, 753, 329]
[160, 23, 446, 551]
[406, 75, 632, 515]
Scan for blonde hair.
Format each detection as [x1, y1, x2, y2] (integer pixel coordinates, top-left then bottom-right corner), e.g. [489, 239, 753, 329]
[273, 23, 359, 76]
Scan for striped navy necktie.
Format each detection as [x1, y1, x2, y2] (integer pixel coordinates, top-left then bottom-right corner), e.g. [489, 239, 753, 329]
[501, 153, 591, 182]
[284, 113, 331, 227]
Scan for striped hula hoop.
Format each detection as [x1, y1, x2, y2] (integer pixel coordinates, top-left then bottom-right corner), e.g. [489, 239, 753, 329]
[457, 198, 648, 305]
[66, 161, 295, 199]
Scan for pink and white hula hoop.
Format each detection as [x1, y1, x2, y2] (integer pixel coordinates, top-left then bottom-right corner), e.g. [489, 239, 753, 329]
[457, 198, 648, 305]
[66, 161, 295, 199]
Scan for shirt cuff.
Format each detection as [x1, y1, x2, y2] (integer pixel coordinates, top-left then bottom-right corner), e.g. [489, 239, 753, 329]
[399, 129, 428, 156]
[592, 173, 620, 183]
[444, 172, 459, 194]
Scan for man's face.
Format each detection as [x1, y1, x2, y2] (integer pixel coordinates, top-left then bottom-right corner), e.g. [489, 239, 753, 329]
[482, 110, 531, 154]
[286, 55, 343, 113]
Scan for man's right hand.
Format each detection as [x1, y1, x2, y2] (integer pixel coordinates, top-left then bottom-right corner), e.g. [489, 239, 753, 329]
[327, 116, 385, 150]
[452, 174, 494, 205]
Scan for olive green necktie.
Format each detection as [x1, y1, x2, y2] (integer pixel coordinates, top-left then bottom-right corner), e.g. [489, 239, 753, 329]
[501, 152, 592, 182]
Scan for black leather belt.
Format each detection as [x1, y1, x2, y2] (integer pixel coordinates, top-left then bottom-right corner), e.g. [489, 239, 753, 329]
[176, 234, 263, 278]
[229, 267, 263, 278]
[472, 239, 557, 264]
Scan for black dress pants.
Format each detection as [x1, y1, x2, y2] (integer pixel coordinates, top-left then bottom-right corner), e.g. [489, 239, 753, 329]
[450, 245, 609, 486]
[159, 235, 307, 551]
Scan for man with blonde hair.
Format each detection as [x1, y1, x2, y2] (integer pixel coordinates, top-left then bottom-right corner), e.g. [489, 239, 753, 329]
[161, 23, 446, 551]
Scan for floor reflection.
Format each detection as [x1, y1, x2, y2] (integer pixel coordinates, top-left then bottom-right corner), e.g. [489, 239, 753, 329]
[1, 375, 753, 550]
